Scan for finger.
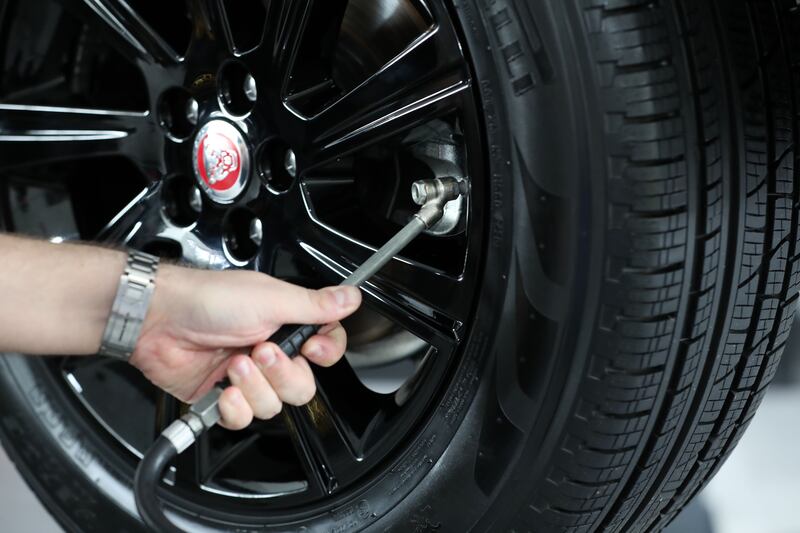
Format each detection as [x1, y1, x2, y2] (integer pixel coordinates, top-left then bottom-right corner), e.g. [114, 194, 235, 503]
[252, 343, 316, 406]
[226, 355, 282, 420]
[301, 323, 348, 368]
[218, 387, 253, 430]
[266, 280, 361, 325]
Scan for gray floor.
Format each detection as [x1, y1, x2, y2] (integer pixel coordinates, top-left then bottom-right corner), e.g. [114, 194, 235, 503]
[1, 386, 798, 532]
[0, 446, 60, 533]
[702, 385, 800, 533]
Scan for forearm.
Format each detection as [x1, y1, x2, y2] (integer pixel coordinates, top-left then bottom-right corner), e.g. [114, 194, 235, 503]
[0, 234, 126, 355]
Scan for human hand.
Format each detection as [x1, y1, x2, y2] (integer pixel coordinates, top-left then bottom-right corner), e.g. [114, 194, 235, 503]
[130, 265, 361, 430]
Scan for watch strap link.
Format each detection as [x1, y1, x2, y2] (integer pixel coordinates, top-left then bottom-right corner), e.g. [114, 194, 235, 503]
[99, 250, 160, 360]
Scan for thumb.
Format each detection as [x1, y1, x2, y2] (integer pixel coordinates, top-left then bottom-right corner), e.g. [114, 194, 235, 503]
[268, 282, 362, 325]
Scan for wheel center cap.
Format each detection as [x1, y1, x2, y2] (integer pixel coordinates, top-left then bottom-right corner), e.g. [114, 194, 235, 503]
[193, 120, 250, 204]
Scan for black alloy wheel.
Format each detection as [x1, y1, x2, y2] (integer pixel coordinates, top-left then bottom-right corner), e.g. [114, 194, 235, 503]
[0, 0, 489, 529]
[2, 1, 800, 532]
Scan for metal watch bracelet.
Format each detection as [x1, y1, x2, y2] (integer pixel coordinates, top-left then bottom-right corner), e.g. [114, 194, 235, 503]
[99, 250, 160, 360]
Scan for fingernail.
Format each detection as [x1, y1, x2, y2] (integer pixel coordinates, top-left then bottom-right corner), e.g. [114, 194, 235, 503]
[333, 288, 347, 307]
[334, 287, 358, 307]
[255, 345, 277, 367]
[232, 358, 250, 378]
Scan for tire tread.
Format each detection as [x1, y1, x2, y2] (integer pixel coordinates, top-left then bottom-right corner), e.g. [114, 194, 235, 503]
[519, 0, 800, 530]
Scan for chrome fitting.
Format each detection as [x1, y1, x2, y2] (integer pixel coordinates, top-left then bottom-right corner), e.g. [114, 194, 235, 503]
[188, 383, 225, 430]
[181, 412, 205, 436]
[411, 177, 467, 206]
[160, 383, 225, 455]
[162, 419, 197, 454]
[411, 177, 468, 228]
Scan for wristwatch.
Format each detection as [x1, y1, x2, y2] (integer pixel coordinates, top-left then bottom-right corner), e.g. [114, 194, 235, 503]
[99, 250, 160, 360]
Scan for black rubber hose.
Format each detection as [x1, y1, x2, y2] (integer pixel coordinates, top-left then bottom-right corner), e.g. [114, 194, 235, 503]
[134, 435, 184, 533]
[131, 325, 320, 532]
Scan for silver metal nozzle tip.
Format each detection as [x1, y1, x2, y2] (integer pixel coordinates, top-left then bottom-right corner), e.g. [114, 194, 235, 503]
[411, 177, 466, 207]
[411, 181, 429, 205]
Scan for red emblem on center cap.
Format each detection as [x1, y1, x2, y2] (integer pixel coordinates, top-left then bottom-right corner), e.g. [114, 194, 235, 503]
[193, 120, 250, 204]
[196, 131, 241, 191]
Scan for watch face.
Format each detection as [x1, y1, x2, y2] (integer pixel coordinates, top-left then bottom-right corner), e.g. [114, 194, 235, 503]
[192, 120, 251, 204]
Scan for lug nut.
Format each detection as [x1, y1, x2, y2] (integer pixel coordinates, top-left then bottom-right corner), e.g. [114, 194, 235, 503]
[188, 186, 202, 213]
[224, 209, 262, 263]
[159, 88, 199, 140]
[284, 149, 297, 178]
[257, 142, 298, 194]
[185, 97, 199, 126]
[218, 62, 257, 116]
[244, 74, 257, 102]
[249, 218, 263, 247]
[162, 175, 201, 227]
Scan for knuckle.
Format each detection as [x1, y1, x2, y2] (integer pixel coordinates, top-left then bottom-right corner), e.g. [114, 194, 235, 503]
[231, 354, 249, 366]
[307, 288, 326, 312]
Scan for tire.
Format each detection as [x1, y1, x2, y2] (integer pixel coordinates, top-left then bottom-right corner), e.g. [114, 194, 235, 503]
[0, 0, 797, 532]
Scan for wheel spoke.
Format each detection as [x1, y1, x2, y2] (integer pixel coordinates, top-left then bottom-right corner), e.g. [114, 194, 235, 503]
[198, 432, 262, 486]
[154, 390, 182, 437]
[95, 184, 164, 247]
[187, 0, 236, 54]
[315, 358, 398, 444]
[295, 225, 465, 351]
[284, 407, 338, 496]
[266, 0, 348, 85]
[174, 426, 214, 486]
[61, 356, 158, 456]
[289, 25, 471, 169]
[0, 104, 160, 173]
[60, 354, 114, 375]
[56, 0, 182, 66]
[284, 389, 365, 496]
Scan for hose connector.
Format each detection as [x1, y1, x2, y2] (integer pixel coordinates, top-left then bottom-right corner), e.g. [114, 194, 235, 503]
[160, 382, 225, 454]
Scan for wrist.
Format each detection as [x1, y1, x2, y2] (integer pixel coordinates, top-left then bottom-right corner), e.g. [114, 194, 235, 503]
[146, 262, 179, 316]
[77, 247, 128, 355]
[87, 249, 128, 348]
[139, 262, 193, 337]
